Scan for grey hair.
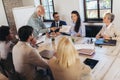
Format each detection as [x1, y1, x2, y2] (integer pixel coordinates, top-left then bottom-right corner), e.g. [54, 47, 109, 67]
[105, 13, 115, 22]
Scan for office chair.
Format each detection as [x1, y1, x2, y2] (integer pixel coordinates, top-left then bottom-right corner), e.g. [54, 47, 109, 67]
[0, 52, 26, 80]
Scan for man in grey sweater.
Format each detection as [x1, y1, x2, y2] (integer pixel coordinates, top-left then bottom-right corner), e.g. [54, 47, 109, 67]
[27, 5, 52, 37]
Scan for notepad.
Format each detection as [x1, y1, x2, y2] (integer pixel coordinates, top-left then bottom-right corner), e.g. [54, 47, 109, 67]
[77, 49, 95, 55]
[74, 44, 95, 55]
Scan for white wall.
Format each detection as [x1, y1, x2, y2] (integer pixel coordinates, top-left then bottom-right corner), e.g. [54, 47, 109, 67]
[0, 0, 8, 26]
[21, 0, 82, 25]
[22, 0, 34, 6]
[54, 0, 80, 25]
[22, 0, 40, 7]
[54, 0, 120, 29]
[1, 0, 120, 28]
[113, 0, 120, 30]
[79, 0, 84, 22]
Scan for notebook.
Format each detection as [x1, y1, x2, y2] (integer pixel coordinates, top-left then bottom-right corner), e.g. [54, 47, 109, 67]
[75, 44, 95, 56]
[95, 38, 117, 46]
[77, 49, 95, 56]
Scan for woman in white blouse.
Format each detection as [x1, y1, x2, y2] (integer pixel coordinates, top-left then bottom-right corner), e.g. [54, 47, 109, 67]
[69, 10, 85, 37]
[96, 13, 120, 40]
[0, 26, 14, 60]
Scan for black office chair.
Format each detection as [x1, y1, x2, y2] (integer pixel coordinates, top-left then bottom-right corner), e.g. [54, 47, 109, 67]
[0, 60, 8, 77]
[0, 59, 26, 80]
[0, 52, 26, 80]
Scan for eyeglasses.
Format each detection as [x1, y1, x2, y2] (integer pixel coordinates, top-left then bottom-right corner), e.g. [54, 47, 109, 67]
[54, 16, 59, 18]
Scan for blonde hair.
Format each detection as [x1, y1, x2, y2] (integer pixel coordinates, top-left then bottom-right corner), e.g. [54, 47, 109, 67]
[56, 37, 77, 68]
[104, 13, 115, 22]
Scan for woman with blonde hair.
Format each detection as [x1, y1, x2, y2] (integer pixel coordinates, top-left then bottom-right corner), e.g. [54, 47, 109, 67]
[49, 37, 91, 80]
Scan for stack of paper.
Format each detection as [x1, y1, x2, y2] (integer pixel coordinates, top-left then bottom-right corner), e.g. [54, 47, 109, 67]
[59, 26, 71, 33]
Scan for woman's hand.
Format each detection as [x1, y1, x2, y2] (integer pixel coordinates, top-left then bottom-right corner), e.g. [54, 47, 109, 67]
[103, 35, 110, 40]
[76, 33, 81, 37]
[96, 35, 100, 39]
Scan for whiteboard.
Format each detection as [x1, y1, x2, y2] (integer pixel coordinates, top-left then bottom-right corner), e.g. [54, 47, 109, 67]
[0, 0, 8, 26]
[12, 6, 35, 31]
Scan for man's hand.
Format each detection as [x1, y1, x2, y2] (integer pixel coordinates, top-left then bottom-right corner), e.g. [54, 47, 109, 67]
[50, 27, 58, 31]
[31, 37, 37, 45]
[75, 33, 81, 37]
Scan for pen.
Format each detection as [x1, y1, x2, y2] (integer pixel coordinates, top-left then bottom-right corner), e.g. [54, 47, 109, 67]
[36, 41, 44, 45]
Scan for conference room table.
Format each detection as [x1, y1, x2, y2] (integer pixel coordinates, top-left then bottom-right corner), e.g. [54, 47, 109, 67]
[37, 35, 120, 80]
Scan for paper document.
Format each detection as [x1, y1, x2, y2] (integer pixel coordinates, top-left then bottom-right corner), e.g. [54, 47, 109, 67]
[59, 26, 71, 33]
[36, 35, 46, 44]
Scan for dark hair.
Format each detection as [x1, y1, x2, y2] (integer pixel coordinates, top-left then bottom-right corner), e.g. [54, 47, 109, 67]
[53, 12, 58, 17]
[18, 25, 33, 41]
[71, 11, 81, 33]
[0, 25, 10, 41]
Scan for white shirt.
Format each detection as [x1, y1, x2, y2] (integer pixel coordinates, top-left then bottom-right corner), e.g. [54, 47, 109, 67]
[69, 22, 85, 37]
[0, 41, 11, 59]
[96, 23, 120, 40]
[103, 23, 113, 35]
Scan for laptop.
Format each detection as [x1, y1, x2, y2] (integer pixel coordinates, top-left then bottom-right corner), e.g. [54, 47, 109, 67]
[95, 38, 117, 46]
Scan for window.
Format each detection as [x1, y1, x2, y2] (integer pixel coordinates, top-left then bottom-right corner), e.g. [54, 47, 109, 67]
[40, 0, 55, 21]
[84, 0, 112, 22]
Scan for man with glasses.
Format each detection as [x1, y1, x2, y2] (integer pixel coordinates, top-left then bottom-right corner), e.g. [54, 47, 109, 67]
[51, 12, 67, 33]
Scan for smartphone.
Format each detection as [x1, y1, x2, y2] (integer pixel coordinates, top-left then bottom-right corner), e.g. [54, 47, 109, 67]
[84, 58, 99, 69]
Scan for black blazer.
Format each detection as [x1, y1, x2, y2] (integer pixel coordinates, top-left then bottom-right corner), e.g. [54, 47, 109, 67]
[51, 20, 67, 27]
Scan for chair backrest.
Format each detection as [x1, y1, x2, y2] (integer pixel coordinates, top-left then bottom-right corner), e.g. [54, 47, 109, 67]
[0, 59, 26, 80]
[1, 52, 26, 80]
[0, 60, 8, 77]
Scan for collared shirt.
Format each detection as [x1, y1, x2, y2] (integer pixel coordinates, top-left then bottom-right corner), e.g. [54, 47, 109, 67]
[55, 21, 60, 27]
[103, 23, 113, 35]
[69, 22, 85, 37]
[96, 23, 120, 40]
